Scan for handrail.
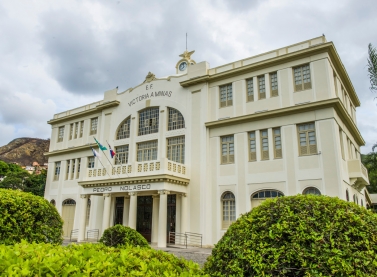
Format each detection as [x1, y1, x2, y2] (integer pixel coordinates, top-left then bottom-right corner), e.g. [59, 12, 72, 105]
[70, 229, 79, 242]
[185, 232, 202, 248]
[86, 229, 100, 242]
[168, 232, 203, 248]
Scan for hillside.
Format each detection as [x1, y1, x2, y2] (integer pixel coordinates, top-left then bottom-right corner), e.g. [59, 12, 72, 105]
[0, 138, 50, 166]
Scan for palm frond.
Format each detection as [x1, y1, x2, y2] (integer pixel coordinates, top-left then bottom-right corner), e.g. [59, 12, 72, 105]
[367, 43, 377, 92]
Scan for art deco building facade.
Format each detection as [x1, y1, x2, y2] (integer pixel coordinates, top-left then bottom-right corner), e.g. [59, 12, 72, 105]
[44, 36, 369, 247]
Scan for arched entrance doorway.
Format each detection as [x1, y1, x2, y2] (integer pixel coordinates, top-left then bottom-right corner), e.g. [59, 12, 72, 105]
[62, 199, 76, 237]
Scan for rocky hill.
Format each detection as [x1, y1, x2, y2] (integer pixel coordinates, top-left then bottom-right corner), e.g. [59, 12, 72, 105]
[0, 138, 50, 166]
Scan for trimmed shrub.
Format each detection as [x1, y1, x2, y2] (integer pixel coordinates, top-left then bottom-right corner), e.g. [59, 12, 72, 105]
[0, 241, 206, 276]
[100, 224, 150, 248]
[0, 189, 63, 245]
[204, 195, 377, 276]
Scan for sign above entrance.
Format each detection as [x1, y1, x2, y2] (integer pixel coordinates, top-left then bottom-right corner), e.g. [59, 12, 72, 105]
[128, 90, 173, 107]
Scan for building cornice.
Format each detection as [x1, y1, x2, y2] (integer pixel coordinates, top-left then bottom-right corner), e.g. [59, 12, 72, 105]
[44, 143, 97, 157]
[205, 98, 365, 146]
[78, 174, 190, 187]
[47, 100, 120, 125]
[180, 42, 360, 107]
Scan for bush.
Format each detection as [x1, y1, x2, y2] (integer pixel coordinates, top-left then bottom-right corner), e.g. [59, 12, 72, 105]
[204, 195, 377, 276]
[0, 189, 63, 245]
[0, 241, 206, 276]
[100, 224, 150, 248]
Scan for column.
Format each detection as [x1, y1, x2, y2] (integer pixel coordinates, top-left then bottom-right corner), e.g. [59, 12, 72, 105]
[128, 192, 138, 229]
[158, 190, 170, 248]
[123, 196, 130, 227]
[102, 194, 112, 234]
[151, 195, 160, 243]
[78, 194, 88, 242]
[181, 193, 188, 233]
[175, 194, 182, 235]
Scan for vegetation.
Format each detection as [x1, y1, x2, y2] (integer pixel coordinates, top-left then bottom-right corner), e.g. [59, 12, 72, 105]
[362, 152, 377, 193]
[368, 43, 377, 93]
[0, 241, 205, 276]
[204, 195, 377, 277]
[0, 189, 63, 245]
[100, 224, 150, 248]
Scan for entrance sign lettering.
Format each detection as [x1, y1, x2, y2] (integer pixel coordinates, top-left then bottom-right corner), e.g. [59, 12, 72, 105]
[120, 184, 151, 191]
[128, 91, 173, 107]
[92, 184, 151, 193]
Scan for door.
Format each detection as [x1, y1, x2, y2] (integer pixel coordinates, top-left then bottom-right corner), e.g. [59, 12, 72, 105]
[136, 196, 153, 242]
[114, 197, 124, 225]
[62, 199, 76, 237]
[167, 195, 176, 243]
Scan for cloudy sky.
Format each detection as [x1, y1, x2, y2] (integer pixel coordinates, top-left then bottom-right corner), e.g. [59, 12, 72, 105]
[0, 0, 376, 153]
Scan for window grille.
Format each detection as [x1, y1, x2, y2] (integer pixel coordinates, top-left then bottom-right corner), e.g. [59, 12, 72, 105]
[66, 160, 70, 180]
[260, 130, 269, 160]
[117, 117, 131, 139]
[115, 145, 129, 164]
[270, 72, 278, 97]
[88, 157, 95, 168]
[298, 123, 317, 155]
[273, 128, 282, 159]
[76, 158, 81, 179]
[74, 123, 79, 139]
[294, 64, 311, 91]
[222, 192, 236, 229]
[221, 136, 234, 164]
[252, 190, 284, 199]
[54, 162, 61, 181]
[247, 78, 254, 102]
[80, 121, 84, 137]
[258, 75, 266, 99]
[90, 118, 98, 135]
[168, 108, 185, 130]
[167, 136, 185, 164]
[249, 132, 256, 161]
[137, 140, 158, 162]
[138, 108, 159, 136]
[62, 199, 76, 205]
[69, 124, 74, 140]
[57, 127, 64, 142]
[71, 159, 75, 179]
[303, 187, 321, 195]
[219, 84, 233, 107]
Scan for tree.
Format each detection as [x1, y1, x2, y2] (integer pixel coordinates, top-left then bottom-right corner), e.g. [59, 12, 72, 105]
[362, 152, 377, 193]
[0, 161, 9, 177]
[368, 43, 377, 93]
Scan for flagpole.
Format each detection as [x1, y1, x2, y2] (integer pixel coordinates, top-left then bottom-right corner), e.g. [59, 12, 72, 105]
[90, 147, 112, 179]
[94, 137, 120, 178]
[107, 140, 130, 178]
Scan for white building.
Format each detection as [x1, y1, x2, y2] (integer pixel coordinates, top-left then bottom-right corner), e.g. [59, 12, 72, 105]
[44, 36, 369, 247]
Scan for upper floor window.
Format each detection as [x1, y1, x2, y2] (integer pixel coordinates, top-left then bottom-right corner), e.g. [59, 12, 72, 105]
[115, 145, 129, 164]
[167, 136, 185, 164]
[303, 187, 321, 195]
[74, 123, 79, 139]
[273, 128, 282, 159]
[270, 72, 278, 97]
[138, 108, 159, 136]
[339, 128, 345, 159]
[298, 123, 317, 155]
[168, 108, 185, 130]
[88, 157, 95, 168]
[260, 129, 269, 160]
[258, 75, 266, 99]
[69, 124, 74, 140]
[293, 64, 311, 91]
[249, 131, 257, 161]
[76, 158, 81, 179]
[222, 192, 236, 229]
[80, 121, 84, 138]
[221, 135, 234, 164]
[90, 118, 98, 135]
[252, 190, 284, 199]
[137, 140, 158, 162]
[54, 162, 61, 181]
[65, 160, 70, 180]
[246, 78, 254, 102]
[57, 126, 64, 142]
[117, 117, 131, 140]
[220, 84, 233, 107]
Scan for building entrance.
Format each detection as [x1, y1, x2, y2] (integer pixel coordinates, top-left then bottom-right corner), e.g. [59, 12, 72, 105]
[114, 197, 124, 225]
[137, 196, 153, 242]
[167, 195, 176, 242]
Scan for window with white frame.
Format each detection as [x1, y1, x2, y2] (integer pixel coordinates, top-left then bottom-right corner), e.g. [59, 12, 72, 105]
[76, 158, 81, 179]
[138, 108, 159, 136]
[273, 128, 282, 159]
[88, 157, 95, 168]
[74, 123, 79, 139]
[293, 64, 311, 91]
[65, 160, 70, 180]
[168, 108, 185, 130]
[219, 84, 233, 107]
[298, 123, 317, 155]
[167, 136, 185, 164]
[69, 124, 74, 140]
[249, 131, 257, 161]
[80, 121, 84, 137]
[246, 78, 254, 102]
[90, 118, 98, 135]
[137, 140, 158, 162]
[260, 129, 269, 160]
[303, 187, 321, 195]
[270, 72, 278, 97]
[117, 117, 131, 140]
[54, 162, 61, 181]
[221, 135, 234, 164]
[57, 126, 64, 142]
[222, 192, 236, 229]
[258, 75, 266, 99]
[115, 145, 129, 164]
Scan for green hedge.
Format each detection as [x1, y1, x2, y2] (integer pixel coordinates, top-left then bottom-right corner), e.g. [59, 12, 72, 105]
[204, 195, 377, 276]
[0, 189, 63, 245]
[0, 241, 206, 276]
[100, 224, 150, 248]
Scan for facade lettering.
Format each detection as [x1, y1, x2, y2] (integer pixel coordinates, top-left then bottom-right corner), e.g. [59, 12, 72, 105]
[128, 91, 172, 106]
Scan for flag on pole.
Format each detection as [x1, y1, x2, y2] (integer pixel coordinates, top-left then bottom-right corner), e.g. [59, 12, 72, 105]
[107, 142, 116, 158]
[91, 146, 101, 158]
[94, 137, 107, 151]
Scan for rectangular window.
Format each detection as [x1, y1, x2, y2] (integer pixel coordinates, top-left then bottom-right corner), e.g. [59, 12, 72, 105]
[219, 84, 233, 107]
[90, 118, 98, 135]
[88, 157, 95, 168]
[74, 123, 79, 139]
[298, 123, 317, 155]
[221, 135, 234, 164]
[246, 78, 254, 102]
[339, 129, 345, 159]
[270, 72, 278, 97]
[57, 126, 64, 142]
[293, 64, 311, 91]
[273, 128, 282, 159]
[260, 130, 269, 160]
[167, 136, 185, 164]
[258, 75, 266, 99]
[54, 162, 61, 181]
[115, 145, 129, 164]
[138, 108, 159, 136]
[69, 124, 74, 140]
[65, 160, 70, 180]
[76, 158, 81, 179]
[137, 140, 158, 162]
[249, 131, 256, 161]
[71, 159, 75, 179]
[80, 121, 84, 138]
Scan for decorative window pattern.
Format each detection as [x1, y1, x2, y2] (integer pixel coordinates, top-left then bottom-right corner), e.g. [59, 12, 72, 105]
[62, 199, 76, 205]
[303, 187, 321, 195]
[220, 84, 233, 107]
[258, 75, 266, 99]
[298, 123, 317, 155]
[222, 192, 236, 229]
[76, 158, 81, 179]
[115, 145, 129, 164]
[247, 78, 254, 102]
[273, 128, 282, 159]
[221, 135, 234, 164]
[57, 127, 64, 142]
[249, 131, 256, 161]
[270, 72, 278, 97]
[168, 108, 185, 130]
[80, 121, 84, 138]
[138, 108, 159, 136]
[54, 162, 61, 181]
[69, 124, 74, 140]
[66, 160, 70, 180]
[88, 157, 95, 169]
[252, 190, 284, 199]
[90, 118, 98, 135]
[117, 117, 131, 140]
[260, 130, 269, 160]
[167, 136, 185, 164]
[293, 64, 311, 91]
[137, 140, 158, 162]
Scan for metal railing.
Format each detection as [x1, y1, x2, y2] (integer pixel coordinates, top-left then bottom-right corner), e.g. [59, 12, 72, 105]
[86, 229, 99, 242]
[70, 229, 79, 242]
[168, 232, 202, 248]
